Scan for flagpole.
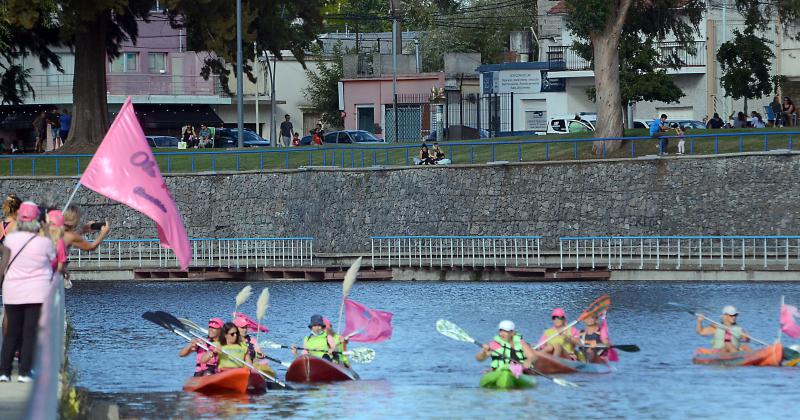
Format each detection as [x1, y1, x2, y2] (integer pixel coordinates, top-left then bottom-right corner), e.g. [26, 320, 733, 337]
[62, 181, 82, 213]
[779, 295, 785, 343]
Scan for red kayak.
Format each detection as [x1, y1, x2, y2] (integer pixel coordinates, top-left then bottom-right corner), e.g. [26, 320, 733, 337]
[692, 343, 783, 367]
[531, 351, 613, 374]
[183, 368, 268, 395]
[285, 355, 359, 383]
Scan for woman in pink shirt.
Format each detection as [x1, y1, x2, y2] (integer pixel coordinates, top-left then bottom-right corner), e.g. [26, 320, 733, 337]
[0, 202, 55, 383]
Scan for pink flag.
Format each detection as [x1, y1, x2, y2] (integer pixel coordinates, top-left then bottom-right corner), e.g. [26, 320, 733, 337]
[599, 314, 619, 362]
[79, 97, 191, 270]
[780, 304, 800, 339]
[343, 298, 393, 343]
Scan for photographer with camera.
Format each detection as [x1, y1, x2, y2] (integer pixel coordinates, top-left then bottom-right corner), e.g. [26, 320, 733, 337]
[62, 205, 110, 253]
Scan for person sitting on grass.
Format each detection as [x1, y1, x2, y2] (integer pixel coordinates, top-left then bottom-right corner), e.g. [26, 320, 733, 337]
[418, 143, 436, 165]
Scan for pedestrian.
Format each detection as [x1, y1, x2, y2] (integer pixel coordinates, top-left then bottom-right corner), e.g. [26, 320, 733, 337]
[706, 113, 724, 129]
[58, 109, 71, 145]
[750, 111, 765, 128]
[32, 111, 47, 153]
[649, 114, 675, 154]
[62, 205, 111, 252]
[47, 107, 61, 150]
[1, 193, 21, 244]
[311, 123, 324, 145]
[0, 202, 55, 383]
[280, 115, 293, 147]
[292, 132, 300, 147]
[770, 95, 783, 126]
[783, 97, 796, 127]
[732, 112, 747, 128]
[673, 123, 686, 155]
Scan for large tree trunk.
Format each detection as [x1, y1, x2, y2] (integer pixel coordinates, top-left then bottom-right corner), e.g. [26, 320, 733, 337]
[591, 0, 632, 155]
[62, 13, 110, 153]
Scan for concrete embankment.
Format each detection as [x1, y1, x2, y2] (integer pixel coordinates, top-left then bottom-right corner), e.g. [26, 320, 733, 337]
[4, 151, 799, 254]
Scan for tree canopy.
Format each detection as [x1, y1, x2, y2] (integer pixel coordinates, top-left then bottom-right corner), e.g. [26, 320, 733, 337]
[303, 43, 345, 129]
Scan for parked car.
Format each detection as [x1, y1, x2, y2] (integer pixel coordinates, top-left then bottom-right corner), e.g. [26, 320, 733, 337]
[323, 130, 385, 144]
[146, 135, 180, 148]
[214, 128, 270, 147]
[634, 119, 706, 131]
[546, 114, 597, 134]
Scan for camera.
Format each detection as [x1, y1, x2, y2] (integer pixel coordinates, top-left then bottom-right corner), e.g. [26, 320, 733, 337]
[90, 222, 106, 231]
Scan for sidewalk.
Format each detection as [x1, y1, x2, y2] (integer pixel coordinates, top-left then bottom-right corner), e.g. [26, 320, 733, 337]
[0, 309, 33, 420]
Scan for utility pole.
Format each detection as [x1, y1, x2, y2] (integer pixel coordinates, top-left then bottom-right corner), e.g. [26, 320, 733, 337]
[254, 43, 259, 138]
[236, 0, 244, 147]
[721, 0, 728, 120]
[390, 0, 400, 143]
[271, 54, 277, 147]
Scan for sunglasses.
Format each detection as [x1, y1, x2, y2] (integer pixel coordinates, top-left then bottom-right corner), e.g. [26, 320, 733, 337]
[226, 331, 239, 336]
[552, 316, 566, 320]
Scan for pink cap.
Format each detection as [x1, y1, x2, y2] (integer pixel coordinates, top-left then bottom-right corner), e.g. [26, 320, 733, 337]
[233, 317, 248, 328]
[17, 201, 40, 222]
[47, 210, 64, 227]
[323, 317, 331, 329]
[208, 318, 224, 329]
[551, 308, 566, 318]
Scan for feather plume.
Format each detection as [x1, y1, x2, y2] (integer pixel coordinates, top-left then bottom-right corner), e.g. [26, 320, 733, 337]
[234, 285, 253, 314]
[256, 288, 270, 322]
[342, 257, 362, 299]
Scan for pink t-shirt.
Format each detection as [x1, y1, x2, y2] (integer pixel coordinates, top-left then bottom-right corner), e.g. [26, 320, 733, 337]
[2, 231, 55, 305]
[51, 239, 66, 271]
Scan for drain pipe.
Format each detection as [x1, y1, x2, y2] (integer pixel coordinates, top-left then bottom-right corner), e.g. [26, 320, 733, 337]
[414, 39, 420, 73]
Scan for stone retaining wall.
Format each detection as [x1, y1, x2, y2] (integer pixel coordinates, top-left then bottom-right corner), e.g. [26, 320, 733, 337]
[4, 152, 798, 253]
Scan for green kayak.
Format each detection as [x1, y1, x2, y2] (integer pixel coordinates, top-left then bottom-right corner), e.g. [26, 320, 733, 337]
[479, 368, 536, 389]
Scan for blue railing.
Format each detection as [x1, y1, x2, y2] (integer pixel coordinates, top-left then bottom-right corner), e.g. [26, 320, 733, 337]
[1, 131, 798, 176]
[559, 235, 800, 270]
[70, 237, 315, 268]
[370, 235, 541, 268]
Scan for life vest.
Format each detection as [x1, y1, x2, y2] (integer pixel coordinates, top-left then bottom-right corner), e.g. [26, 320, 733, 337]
[711, 325, 743, 350]
[217, 343, 248, 369]
[328, 333, 350, 367]
[543, 327, 578, 356]
[303, 331, 331, 358]
[489, 334, 526, 370]
[581, 328, 602, 347]
[195, 339, 220, 374]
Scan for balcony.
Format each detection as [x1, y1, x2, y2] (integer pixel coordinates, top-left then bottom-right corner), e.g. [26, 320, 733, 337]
[23, 73, 227, 104]
[547, 41, 706, 73]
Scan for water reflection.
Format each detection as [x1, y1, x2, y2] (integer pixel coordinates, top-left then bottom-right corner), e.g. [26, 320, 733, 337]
[69, 281, 800, 419]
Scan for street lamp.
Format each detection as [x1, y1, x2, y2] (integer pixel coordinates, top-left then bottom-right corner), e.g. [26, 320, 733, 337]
[236, 0, 244, 148]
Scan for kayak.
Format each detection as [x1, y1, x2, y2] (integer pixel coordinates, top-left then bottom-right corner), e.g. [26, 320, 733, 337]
[183, 367, 267, 394]
[285, 355, 359, 383]
[692, 342, 783, 366]
[532, 351, 613, 374]
[480, 368, 536, 389]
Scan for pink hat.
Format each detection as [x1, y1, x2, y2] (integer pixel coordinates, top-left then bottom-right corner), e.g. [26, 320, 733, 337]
[233, 317, 249, 328]
[323, 317, 331, 329]
[208, 318, 224, 329]
[17, 201, 40, 222]
[47, 210, 64, 227]
[551, 308, 566, 318]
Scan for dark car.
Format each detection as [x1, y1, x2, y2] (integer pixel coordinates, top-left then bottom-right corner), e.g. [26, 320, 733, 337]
[323, 130, 385, 144]
[146, 135, 180, 148]
[214, 128, 271, 148]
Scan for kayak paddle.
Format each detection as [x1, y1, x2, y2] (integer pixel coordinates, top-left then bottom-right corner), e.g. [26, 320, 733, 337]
[152, 311, 292, 389]
[533, 294, 612, 351]
[177, 317, 292, 368]
[435, 319, 579, 389]
[259, 339, 376, 364]
[590, 344, 640, 352]
[668, 302, 800, 360]
[143, 312, 209, 351]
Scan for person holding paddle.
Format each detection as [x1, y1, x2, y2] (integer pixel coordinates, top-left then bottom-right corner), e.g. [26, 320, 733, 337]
[539, 308, 581, 359]
[475, 320, 535, 371]
[291, 315, 348, 366]
[201, 322, 253, 370]
[579, 314, 610, 362]
[179, 317, 223, 376]
[696, 306, 752, 353]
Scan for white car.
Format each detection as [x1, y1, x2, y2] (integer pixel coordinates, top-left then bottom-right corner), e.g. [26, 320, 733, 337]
[547, 115, 596, 134]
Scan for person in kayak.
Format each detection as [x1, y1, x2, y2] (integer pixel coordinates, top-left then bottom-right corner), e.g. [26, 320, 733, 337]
[579, 314, 610, 362]
[201, 321, 252, 370]
[476, 320, 535, 370]
[539, 308, 581, 359]
[179, 317, 223, 376]
[696, 305, 752, 352]
[233, 316, 277, 376]
[291, 314, 347, 365]
[323, 317, 351, 368]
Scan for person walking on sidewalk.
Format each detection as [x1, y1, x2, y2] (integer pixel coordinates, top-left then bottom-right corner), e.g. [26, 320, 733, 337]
[279, 115, 293, 147]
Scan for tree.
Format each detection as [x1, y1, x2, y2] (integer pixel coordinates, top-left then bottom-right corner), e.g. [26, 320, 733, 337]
[563, 0, 705, 145]
[303, 43, 345, 129]
[717, 30, 773, 114]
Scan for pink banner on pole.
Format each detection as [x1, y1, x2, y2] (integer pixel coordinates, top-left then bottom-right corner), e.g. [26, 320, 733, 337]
[343, 298, 393, 343]
[79, 97, 192, 270]
[599, 315, 619, 362]
[780, 304, 800, 339]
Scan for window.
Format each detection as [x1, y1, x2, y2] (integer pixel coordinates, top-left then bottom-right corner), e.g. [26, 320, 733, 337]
[148, 53, 167, 73]
[110, 53, 139, 73]
[151, 0, 162, 12]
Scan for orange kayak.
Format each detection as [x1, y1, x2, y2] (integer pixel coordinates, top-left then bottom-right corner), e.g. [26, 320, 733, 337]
[531, 351, 612, 374]
[285, 355, 359, 383]
[183, 368, 268, 394]
[692, 343, 783, 366]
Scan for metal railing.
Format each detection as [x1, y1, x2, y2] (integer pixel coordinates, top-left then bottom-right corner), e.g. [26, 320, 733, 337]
[24, 73, 225, 98]
[370, 236, 541, 269]
[548, 41, 706, 71]
[69, 237, 315, 269]
[1, 131, 798, 176]
[24, 277, 64, 420]
[560, 236, 800, 271]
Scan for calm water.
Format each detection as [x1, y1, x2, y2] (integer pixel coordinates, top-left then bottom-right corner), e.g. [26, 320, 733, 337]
[66, 281, 800, 420]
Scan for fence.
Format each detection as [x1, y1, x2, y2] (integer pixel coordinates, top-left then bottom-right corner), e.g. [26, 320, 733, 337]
[559, 236, 800, 271]
[547, 41, 706, 71]
[1, 131, 798, 176]
[69, 237, 315, 269]
[370, 236, 541, 269]
[443, 91, 515, 139]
